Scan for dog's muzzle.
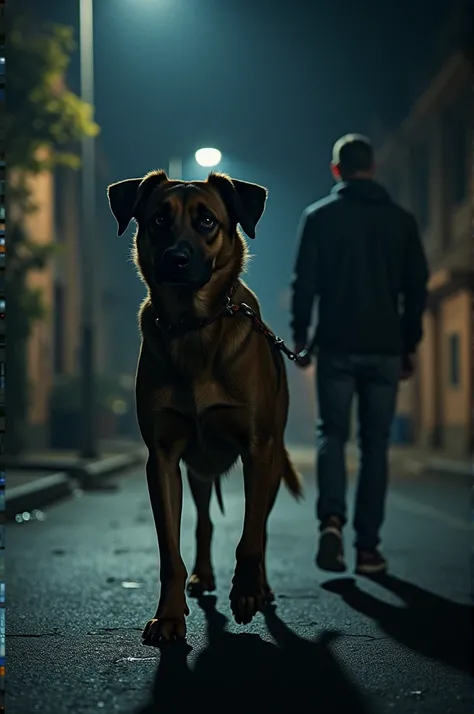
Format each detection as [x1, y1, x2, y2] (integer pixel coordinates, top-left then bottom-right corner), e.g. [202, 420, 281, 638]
[154, 241, 213, 288]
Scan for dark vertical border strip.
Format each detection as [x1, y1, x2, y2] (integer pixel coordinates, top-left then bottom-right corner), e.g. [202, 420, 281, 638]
[0, 1, 5, 712]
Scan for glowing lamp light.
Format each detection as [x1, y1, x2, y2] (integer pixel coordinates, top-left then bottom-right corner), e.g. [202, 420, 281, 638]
[195, 147, 222, 168]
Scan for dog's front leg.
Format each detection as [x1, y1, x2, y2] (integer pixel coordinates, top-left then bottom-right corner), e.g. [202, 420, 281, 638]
[230, 438, 278, 625]
[186, 471, 216, 597]
[142, 447, 189, 645]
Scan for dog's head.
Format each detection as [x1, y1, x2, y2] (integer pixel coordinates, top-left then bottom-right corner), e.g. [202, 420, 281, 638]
[107, 170, 267, 290]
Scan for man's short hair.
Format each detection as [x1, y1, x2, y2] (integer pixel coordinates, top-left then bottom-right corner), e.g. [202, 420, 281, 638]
[332, 134, 374, 175]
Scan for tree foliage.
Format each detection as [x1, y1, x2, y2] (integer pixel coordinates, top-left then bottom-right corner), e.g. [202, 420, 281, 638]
[8, 20, 99, 172]
[7, 19, 100, 454]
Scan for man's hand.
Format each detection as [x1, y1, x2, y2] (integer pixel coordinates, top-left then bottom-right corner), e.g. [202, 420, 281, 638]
[400, 353, 416, 380]
[294, 342, 312, 369]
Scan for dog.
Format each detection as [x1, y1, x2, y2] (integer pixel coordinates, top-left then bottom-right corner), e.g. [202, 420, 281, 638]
[107, 169, 302, 644]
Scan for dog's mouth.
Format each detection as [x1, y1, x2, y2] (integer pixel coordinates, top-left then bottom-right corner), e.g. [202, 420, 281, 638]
[153, 256, 213, 290]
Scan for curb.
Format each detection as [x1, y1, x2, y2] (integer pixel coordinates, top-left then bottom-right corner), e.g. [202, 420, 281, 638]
[6, 472, 73, 520]
[288, 446, 472, 478]
[6, 447, 147, 520]
[425, 458, 472, 478]
[74, 448, 147, 488]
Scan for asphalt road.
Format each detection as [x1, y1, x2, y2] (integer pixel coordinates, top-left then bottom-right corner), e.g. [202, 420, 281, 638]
[7, 458, 473, 714]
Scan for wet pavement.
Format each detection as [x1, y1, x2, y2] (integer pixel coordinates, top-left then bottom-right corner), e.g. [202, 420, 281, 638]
[7, 459, 473, 714]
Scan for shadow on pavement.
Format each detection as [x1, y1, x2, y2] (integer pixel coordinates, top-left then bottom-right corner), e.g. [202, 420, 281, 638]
[322, 574, 473, 675]
[138, 595, 374, 714]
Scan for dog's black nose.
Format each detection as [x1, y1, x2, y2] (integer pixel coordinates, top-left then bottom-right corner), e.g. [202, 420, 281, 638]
[162, 244, 192, 271]
[174, 252, 190, 268]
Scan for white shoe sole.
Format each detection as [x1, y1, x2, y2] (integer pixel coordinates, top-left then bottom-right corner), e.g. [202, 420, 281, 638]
[355, 562, 387, 575]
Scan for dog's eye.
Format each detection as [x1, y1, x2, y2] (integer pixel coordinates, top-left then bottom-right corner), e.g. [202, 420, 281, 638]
[155, 216, 165, 226]
[200, 216, 216, 230]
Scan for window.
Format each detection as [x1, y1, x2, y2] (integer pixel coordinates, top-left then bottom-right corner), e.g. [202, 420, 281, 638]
[449, 110, 468, 205]
[54, 283, 65, 374]
[411, 142, 430, 231]
[448, 333, 461, 388]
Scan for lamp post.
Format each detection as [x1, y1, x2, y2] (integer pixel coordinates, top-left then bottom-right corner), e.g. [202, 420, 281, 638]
[167, 148, 222, 179]
[79, 0, 97, 458]
[168, 156, 183, 180]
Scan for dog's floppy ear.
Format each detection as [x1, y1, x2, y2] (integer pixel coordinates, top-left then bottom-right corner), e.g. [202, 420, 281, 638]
[207, 172, 267, 239]
[107, 178, 142, 236]
[107, 170, 168, 236]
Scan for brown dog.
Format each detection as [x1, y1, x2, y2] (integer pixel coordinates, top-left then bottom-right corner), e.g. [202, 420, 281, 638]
[107, 169, 302, 644]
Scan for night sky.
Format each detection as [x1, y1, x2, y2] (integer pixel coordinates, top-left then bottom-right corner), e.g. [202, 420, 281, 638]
[15, 0, 457, 440]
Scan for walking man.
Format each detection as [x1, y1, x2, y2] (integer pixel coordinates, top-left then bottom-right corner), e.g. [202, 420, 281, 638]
[290, 134, 429, 574]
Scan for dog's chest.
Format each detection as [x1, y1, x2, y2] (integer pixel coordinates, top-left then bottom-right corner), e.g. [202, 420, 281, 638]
[192, 378, 238, 415]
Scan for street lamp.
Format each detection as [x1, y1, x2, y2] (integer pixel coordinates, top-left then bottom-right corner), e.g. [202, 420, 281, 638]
[78, 0, 221, 458]
[167, 148, 222, 180]
[195, 147, 222, 168]
[79, 0, 97, 458]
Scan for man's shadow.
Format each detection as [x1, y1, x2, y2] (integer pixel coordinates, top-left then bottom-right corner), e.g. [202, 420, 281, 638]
[138, 595, 374, 714]
[322, 574, 473, 675]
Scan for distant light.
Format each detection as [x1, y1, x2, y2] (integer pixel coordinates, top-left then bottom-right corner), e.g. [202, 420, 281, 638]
[195, 147, 222, 168]
[111, 399, 127, 415]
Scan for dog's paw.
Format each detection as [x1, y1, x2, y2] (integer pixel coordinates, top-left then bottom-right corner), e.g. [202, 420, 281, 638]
[230, 574, 268, 625]
[186, 571, 216, 597]
[142, 617, 187, 646]
[229, 590, 265, 625]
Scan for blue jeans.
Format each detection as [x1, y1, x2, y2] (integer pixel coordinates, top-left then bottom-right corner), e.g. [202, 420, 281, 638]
[316, 352, 400, 550]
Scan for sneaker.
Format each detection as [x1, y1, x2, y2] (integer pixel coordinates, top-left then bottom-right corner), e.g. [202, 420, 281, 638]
[316, 517, 346, 572]
[355, 549, 387, 575]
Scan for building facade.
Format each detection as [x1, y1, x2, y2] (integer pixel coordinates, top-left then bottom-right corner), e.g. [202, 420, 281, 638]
[378, 49, 473, 458]
[52, 167, 83, 379]
[21, 160, 56, 447]
[23, 164, 113, 448]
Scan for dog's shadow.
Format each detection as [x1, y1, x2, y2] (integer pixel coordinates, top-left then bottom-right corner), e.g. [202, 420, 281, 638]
[322, 574, 473, 675]
[137, 595, 374, 714]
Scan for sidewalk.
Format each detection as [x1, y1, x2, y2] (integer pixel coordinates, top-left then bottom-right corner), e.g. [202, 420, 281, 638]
[6, 471, 73, 520]
[6, 439, 147, 521]
[4, 439, 145, 473]
[6, 440, 471, 522]
[289, 442, 472, 477]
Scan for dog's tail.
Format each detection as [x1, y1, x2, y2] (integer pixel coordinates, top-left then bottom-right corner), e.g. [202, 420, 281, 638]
[282, 448, 303, 500]
[214, 476, 225, 515]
